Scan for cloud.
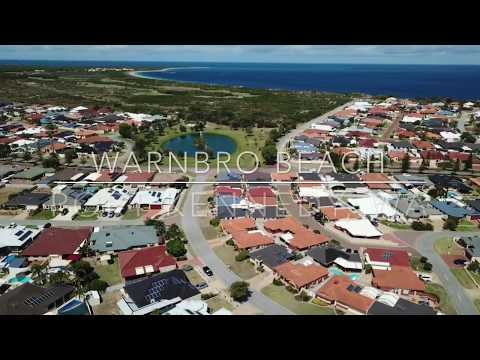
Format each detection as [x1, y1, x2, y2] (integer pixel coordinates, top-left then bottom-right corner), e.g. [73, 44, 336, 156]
[0, 45, 479, 64]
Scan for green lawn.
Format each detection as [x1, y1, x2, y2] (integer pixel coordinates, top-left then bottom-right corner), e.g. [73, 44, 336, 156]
[28, 210, 57, 220]
[213, 244, 257, 280]
[206, 295, 235, 312]
[434, 237, 463, 256]
[122, 209, 145, 220]
[379, 220, 411, 230]
[410, 256, 432, 273]
[185, 269, 204, 286]
[457, 220, 478, 232]
[451, 269, 476, 289]
[261, 284, 335, 315]
[94, 258, 122, 286]
[73, 211, 99, 221]
[425, 283, 457, 315]
[475, 299, 480, 312]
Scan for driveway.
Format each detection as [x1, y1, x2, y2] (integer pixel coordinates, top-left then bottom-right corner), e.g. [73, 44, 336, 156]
[181, 173, 293, 315]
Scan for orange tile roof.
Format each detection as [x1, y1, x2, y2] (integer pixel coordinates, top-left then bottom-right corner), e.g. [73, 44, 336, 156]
[372, 266, 425, 292]
[271, 172, 297, 182]
[247, 194, 277, 206]
[361, 173, 392, 189]
[319, 207, 361, 221]
[231, 231, 274, 250]
[220, 218, 257, 235]
[316, 276, 375, 314]
[413, 140, 434, 150]
[469, 177, 480, 187]
[275, 262, 328, 288]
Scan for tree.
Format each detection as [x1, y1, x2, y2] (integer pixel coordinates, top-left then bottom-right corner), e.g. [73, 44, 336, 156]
[145, 219, 167, 236]
[229, 281, 250, 302]
[0, 143, 11, 158]
[119, 123, 133, 139]
[261, 143, 277, 165]
[42, 153, 60, 169]
[88, 279, 109, 292]
[166, 238, 187, 257]
[423, 262, 433, 272]
[23, 151, 32, 161]
[443, 217, 459, 231]
[31, 263, 48, 286]
[79, 243, 95, 258]
[401, 153, 410, 172]
[179, 124, 187, 132]
[166, 224, 184, 242]
[209, 218, 220, 227]
[461, 131, 476, 143]
[64, 148, 77, 164]
[467, 261, 479, 273]
[133, 136, 147, 160]
[235, 250, 249, 262]
[48, 270, 72, 285]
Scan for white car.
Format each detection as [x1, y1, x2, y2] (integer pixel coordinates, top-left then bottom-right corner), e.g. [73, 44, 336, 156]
[418, 273, 432, 282]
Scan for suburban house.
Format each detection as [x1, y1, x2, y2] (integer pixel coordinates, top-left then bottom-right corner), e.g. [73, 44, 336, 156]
[371, 266, 426, 296]
[118, 245, 177, 280]
[334, 219, 383, 238]
[0, 223, 43, 256]
[116, 269, 200, 315]
[84, 186, 135, 215]
[363, 248, 411, 270]
[0, 283, 75, 315]
[316, 276, 375, 315]
[249, 244, 294, 271]
[90, 225, 159, 253]
[307, 246, 363, 271]
[10, 167, 55, 183]
[456, 235, 480, 262]
[5, 191, 51, 212]
[129, 188, 180, 211]
[274, 261, 328, 291]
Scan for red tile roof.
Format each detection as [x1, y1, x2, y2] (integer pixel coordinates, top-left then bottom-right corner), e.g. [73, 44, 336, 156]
[388, 151, 409, 160]
[364, 248, 411, 267]
[221, 218, 257, 235]
[316, 276, 375, 314]
[78, 136, 114, 144]
[123, 172, 156, 182]
[319, 207, 361, 221]
[22, 227, 92, 257]
[275, 262, 328, 288]
[361, 173, 392, 189]
[448, 152, 471, 162]
[413, 140, 434, 150]
[372, 266, 425, 292]
[247, 187, 275, 198]
[271, 172, 297, 182]
[118, 245, 176, 278]
[420, 150, 445, 160]
[215, 186, 242, 197]
[231, 231, 274, 250]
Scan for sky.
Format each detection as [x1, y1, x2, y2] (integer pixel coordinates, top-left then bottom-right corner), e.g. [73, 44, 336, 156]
[0, 45, 480, 64]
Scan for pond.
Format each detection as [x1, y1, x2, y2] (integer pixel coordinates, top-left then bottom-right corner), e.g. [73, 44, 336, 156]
[162, 133, 237, 157]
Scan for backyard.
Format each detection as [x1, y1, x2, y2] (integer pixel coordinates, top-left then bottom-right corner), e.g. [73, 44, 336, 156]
[213, 244, 257, 280]
[457, 219, 478, 232]
[261, 284, 335, 315]
[93, 258, 122, 286]
[28, 209, 57, 220]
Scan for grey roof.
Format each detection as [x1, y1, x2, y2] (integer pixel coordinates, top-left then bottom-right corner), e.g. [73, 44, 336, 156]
[307, 246, 361, 267]
[0, 283, 74, 315]
[41, 168, 91, 184]
[368, 298, 436, 315]
[250, 206, 282, 219]
[390, 198, 442, 218]
[393, 174, 433, 187]
[0, 165, 25, 179]
[91, 225, 159, 252]
[216, 206, 248, 219]
[43, 189, 92, 207]
[249, 244, 294, 269]
[124, 269, 199, 308]
[6, 192, 50, 207]
[11, 167, 55, 180]
[389, 141, 414, 150]
[330, 173, 364, 188]
[431, 201, 475, 219]
[468, 200, 480, 212]
[306, 196, 335, 208]
[299, 172, 321, 181]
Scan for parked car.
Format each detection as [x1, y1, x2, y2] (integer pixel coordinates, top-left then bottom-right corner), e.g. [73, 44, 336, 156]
[181, 264, 193, 272]
[196, 282, 208, 290]
[418, 273, 433, 282]
[61, 208, 69, 216]
[43, 222, 52, 229]
[202, 266, 213, 276]
[454, 259, 467, 266]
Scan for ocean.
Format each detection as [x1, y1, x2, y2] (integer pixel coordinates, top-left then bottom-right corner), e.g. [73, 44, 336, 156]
[1, 60, 480, 100]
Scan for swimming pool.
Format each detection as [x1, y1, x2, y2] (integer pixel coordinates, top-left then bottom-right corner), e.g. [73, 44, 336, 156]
[8, 276, 32, 285]
[329, 267, 360, 281]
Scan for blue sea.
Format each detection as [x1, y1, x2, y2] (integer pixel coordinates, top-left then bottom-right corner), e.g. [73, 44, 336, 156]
[1, 60, 480, 100]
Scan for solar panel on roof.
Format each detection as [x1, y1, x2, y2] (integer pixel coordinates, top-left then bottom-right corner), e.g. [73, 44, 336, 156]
[346, 284, 355, 292]
[14, 230, 24, 236]
[354, 286, 362, 293]
[19, 230, 32, 242]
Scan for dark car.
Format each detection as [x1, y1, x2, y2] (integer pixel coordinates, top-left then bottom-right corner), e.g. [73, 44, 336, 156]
[43, 222, 52, 229]
[454, 259, 467, 266]
[196, 282, 208, 290]
[202, 266, 213, 276]
[61, 208, 69, 216]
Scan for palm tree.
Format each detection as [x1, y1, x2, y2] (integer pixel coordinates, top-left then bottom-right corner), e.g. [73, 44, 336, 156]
[31, 263, 48, 286]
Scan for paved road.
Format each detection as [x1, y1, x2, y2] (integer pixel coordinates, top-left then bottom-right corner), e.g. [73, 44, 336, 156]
[381, 111, 403, 141]
[0, 218, 144, 227]
[182, 173, 293, 315]
[400, 231, 479, 315]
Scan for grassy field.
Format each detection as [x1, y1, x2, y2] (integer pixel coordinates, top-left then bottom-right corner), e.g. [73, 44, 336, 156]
[475, 299, 480, 312]
[0, 187, 24, 205]
[425, 283, 457, 315]
[184, 269, 204, 286]
[28, 210, 57, 220]
[451, 269, 476, 289]
[73, 211, 99, 221]
[379, 220, 411, 230]
[94, 258, 122, 286]
[434, 237, 463, 256]
[457, 219, 478, 232]
[261, 284, 335, 315]
[122, 209, 145, 220]
[213, 244, 257, 280]
[206, 295, 235, 312]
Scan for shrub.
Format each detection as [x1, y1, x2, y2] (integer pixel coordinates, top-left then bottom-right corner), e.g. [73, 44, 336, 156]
[176, 255, 188, 261]
[294, 290, 312, 302]
[273, 278, 284, 286]
[423, 262, 433, 272]
[293, 252, 304, 261]
[229, 281, 250, 302]
[235, 250, 249, 262]
[166, 238, 187, 257]
[200, 293, 216, 300]
[209, 218, 220, 227]
[257, 265, 265, 273]
[226, 239, 234, 246]
[467, 261, 480, 273]
[443, 217, 459, 231]
[286, 285, 297, 293]
[365, 264, 373, 274]
[420, 256, 428, 264]
[411, 221, 433, 231]
[88, 279, 109, 292]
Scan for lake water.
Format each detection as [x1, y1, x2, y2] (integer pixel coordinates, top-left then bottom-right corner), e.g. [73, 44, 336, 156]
[162, 133, 236, 157]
